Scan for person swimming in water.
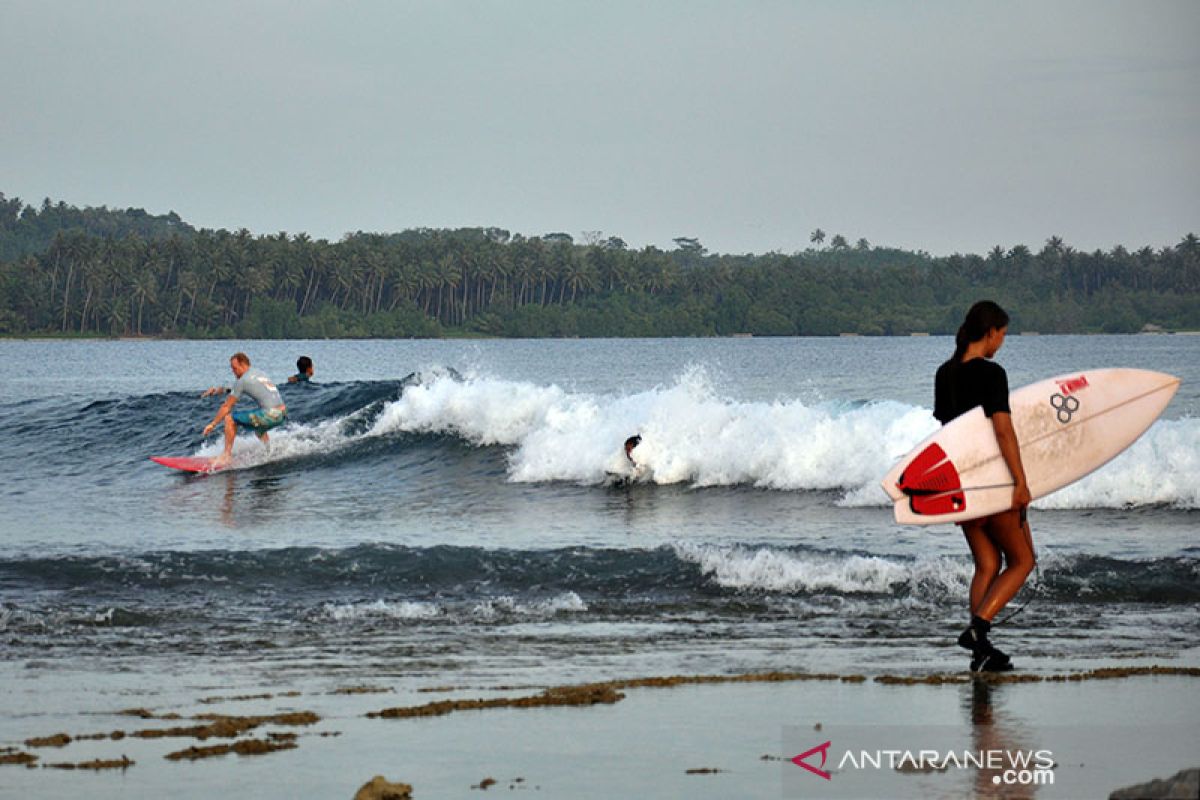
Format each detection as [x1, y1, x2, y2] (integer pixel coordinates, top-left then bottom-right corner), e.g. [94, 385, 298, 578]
[933, 301, 1035, 673]
[201, 352, 288, 468]
[288, 356, 314, 383]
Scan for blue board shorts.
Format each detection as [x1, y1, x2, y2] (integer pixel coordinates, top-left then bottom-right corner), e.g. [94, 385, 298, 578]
[232, 407, 287, 434]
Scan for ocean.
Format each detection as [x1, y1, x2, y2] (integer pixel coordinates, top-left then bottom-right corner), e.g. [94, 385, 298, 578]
[1, 335, 1197, 712]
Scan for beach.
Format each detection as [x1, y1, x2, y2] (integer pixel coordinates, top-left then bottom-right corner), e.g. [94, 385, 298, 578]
[3, 667, 1198, 799]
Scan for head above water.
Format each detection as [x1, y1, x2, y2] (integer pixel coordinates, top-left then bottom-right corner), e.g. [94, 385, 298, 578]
[230, 352, 251, 378]
[952, 301, 1009, 363]
[624, 435, 642, 458]
[297, 356, 313, 376]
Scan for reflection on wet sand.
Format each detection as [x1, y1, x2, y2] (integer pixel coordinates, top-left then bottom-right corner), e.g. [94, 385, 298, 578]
[966, 678, 1044, 799]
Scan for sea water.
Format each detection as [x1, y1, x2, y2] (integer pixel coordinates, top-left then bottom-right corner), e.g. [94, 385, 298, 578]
[0, 336, 1197, 706]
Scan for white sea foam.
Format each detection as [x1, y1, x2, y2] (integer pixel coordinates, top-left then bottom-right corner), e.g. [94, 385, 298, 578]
[672, 542, 972, 597]
[193, 412, 366, 467]
[470, 591, 589, 619]
[319, 599, 442, 621]
[1034, 418, 1200, 510]
[198, 368, 1199, 510]
[318, 592, 588, 622]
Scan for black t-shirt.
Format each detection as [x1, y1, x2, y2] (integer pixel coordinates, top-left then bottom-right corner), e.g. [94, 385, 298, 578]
[933, 358, 1011, 425]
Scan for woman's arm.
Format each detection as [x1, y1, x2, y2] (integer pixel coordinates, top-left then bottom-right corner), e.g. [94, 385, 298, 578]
[991, 412, 1031, 509]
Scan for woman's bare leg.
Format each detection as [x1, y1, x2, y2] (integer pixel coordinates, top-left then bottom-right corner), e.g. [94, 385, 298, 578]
[975, 509, 1036, 621]
[962, 520, 1002, 615]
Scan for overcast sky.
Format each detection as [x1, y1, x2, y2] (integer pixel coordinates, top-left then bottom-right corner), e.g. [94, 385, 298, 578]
[1, 1, 1197, 255]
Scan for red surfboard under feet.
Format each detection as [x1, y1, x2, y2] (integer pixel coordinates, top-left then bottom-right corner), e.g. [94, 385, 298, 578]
[150, 456, 228, 474]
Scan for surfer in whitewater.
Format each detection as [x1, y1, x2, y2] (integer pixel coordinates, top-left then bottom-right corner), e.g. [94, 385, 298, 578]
[624, 435, 642, 466]
[200, 352, 288, 468]
[934, 301, 1034, 672]
[605, 435, 645, 488]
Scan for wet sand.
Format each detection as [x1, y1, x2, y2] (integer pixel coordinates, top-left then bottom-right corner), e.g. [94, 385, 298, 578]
[2, 667, 1197, 799]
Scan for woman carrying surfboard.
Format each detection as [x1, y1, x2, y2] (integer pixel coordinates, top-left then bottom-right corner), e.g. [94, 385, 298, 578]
[934, 301, 1034, 673]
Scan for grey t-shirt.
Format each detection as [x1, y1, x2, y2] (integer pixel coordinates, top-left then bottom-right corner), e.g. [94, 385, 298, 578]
[231, 368, 284, 409]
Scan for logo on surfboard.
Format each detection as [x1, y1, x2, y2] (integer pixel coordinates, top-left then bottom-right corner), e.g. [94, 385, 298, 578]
[1049, 375, 1087, 423]
[1049, 393, 1081, 424]
[1055, 375, 1089, 396]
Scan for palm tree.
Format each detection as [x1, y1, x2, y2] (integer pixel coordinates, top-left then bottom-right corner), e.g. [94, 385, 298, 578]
[550, 245, 576, 304]
[642, 251, 678, 295]
[104, 295, 128, 336]
[436, 254, 462, 324]
[131, 268, 159, 335]
[810, 229, 826, 249]
[297, 241, 327, 317]
[365, 250, 387, 313]
[78, 255, 105, 333]
[277, 250, 305, 309]
[410, 259, 434, 315]
[563, 255, 598, 303]
[45, 232, 68, 308]
[534, 253, 556, 307]
[485, 248, 511, 308]
[513, 253, 536, 307]
[173, 268, 199, 329]
[334, 250, 366, 311]
[387, 259, 420, 311]
[1006, 245, 1031, 279]
[59, 232, 92, 331]
[611, 252, 641, 293]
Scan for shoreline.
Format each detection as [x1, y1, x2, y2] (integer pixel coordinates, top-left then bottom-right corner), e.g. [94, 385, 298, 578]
[4, 666, 1198, 799]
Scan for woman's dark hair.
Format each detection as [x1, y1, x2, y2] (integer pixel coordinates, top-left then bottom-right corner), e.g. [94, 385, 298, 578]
[297, 356, 313, 372]
[951, 301, 1009, 364]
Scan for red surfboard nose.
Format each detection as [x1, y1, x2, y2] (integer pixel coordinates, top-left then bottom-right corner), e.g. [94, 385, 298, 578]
[897, 443, 966, 516]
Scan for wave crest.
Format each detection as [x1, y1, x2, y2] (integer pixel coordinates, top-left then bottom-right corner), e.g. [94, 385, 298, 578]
[358, 368, 1197, 509]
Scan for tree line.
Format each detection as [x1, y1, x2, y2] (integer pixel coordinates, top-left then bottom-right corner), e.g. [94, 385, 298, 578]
[1, 193, 1197, 338]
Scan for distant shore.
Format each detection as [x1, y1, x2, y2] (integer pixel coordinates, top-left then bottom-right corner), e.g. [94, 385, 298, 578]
[4, 330, 1200, 343]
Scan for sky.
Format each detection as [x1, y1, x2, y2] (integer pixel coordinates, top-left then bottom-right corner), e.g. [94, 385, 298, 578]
[1, 1, 1197, 256]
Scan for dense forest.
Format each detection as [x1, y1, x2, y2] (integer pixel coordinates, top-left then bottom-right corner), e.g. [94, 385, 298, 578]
[1, 192, 1197, 338]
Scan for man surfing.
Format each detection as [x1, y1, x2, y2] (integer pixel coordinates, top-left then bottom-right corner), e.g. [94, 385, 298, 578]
[200, 352, 287, 468]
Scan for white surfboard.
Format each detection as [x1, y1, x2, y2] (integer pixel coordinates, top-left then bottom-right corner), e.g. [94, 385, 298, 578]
[881, 368, 1180, 525]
